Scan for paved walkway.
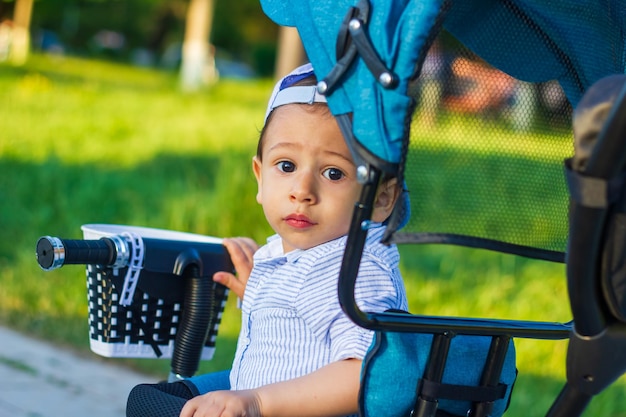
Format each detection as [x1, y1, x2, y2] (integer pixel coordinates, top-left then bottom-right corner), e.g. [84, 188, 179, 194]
[0, 326, 154, 417]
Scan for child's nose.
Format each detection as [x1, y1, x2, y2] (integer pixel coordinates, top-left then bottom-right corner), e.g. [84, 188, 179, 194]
[290, 172, 317, 203]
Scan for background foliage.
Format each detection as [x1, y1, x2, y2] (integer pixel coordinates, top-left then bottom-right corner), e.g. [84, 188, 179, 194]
[0, 0, 279, 74]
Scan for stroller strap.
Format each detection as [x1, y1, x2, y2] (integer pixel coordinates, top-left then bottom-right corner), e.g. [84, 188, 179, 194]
[418, 379, 508, 404]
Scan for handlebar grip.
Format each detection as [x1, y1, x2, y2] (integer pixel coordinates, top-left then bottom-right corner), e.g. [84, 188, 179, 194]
[36, 236, 118, 271]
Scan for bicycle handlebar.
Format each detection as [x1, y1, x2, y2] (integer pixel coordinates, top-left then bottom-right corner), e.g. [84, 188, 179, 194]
[36, 235, 130, 271]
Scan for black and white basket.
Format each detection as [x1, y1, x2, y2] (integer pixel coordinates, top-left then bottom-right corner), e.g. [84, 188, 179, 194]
[82, 224, 231, 360]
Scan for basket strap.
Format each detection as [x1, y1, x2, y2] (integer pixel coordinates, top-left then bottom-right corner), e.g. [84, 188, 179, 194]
[122, 303, 163, 358]
[119, 232, 144, 306]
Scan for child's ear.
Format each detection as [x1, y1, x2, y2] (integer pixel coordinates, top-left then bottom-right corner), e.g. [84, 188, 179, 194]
[372, 178, 401, 223]
[252, 156, 263, 204]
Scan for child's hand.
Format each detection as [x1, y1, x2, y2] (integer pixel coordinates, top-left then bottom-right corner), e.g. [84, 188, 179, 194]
[179, 389, 261, 417]
[213, 237, 258, 300]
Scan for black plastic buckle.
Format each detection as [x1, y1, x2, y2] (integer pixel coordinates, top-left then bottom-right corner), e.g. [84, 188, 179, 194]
[318, 0, 397, 95]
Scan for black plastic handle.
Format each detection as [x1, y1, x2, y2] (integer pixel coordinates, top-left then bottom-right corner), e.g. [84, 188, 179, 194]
[36, 236, 118, 271]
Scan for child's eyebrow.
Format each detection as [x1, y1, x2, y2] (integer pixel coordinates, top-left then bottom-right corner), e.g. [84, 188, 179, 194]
[266, 142, 297, 153]
[323, 150, 355, 166]
[266, 142, 355, 165]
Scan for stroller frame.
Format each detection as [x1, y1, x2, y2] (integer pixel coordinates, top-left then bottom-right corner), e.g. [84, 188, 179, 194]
[334, 64, 626, 417]
[255, 0, 626, 414]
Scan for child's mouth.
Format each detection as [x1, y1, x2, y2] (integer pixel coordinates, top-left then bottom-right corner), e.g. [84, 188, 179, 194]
[285, 214, 316, 229]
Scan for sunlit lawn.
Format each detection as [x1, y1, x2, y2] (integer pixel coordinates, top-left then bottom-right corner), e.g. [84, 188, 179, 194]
[0, 54, 624, 416]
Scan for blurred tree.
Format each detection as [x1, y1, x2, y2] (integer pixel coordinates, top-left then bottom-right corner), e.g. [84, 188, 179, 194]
[210, 0, 278, 75]
[274, 26, 305, 80]
[20, 0, 280, 74]
[147, 2, 184, 57]
[10, 0, 33, 64]
[180, 0, 216, 90]
[30, 0, 170, 59]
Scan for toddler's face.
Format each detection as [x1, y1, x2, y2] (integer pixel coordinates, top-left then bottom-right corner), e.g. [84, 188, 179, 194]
[253, 104, 361, 253]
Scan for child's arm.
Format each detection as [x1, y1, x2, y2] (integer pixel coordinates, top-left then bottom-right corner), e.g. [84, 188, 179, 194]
[179, 358, 361, 417]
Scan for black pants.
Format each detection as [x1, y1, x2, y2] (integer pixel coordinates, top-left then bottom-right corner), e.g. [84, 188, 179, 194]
[126, 380, 199, 417]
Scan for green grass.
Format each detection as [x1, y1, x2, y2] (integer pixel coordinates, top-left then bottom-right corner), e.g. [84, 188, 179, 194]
[1, 54, 624, 416]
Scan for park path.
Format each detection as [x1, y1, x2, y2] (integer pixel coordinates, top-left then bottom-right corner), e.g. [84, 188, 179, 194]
[0, 326, 154, 417]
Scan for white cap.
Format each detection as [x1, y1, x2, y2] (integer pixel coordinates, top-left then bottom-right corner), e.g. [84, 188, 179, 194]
[264, 63, 327, 123]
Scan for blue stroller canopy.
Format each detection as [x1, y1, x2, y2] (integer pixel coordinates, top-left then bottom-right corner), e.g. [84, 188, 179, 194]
[261, 0, 626, 167]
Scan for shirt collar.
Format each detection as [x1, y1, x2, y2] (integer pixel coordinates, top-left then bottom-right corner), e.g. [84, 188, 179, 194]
[254, 234, 304, 264]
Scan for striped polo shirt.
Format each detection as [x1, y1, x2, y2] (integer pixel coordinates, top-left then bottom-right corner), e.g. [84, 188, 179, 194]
[229, 224, 408, 391]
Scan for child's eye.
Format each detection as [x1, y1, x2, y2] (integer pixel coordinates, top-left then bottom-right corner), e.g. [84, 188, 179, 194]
[322, 168, 345, 181]
[277, 161, 296, 173]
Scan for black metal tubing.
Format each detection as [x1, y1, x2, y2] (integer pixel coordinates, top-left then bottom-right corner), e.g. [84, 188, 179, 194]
[392, 232, 565, 263]
[565, 203, 608, 337]
[471, 335, 510, 417]
[354, 311, 571, 340]
[338, 163, 381, 328]
[546, 383, 593, 417]
[413, 333, 453, 417]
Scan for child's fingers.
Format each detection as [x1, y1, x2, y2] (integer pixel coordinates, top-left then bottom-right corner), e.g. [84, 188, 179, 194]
[179, 397, 198, 417]
[213, 271, 245, 299]
[225, 238, 258, 262]
[179, 392, 227, 417]
[214, 237, 259, 300]
[222, 238, 257, 278]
